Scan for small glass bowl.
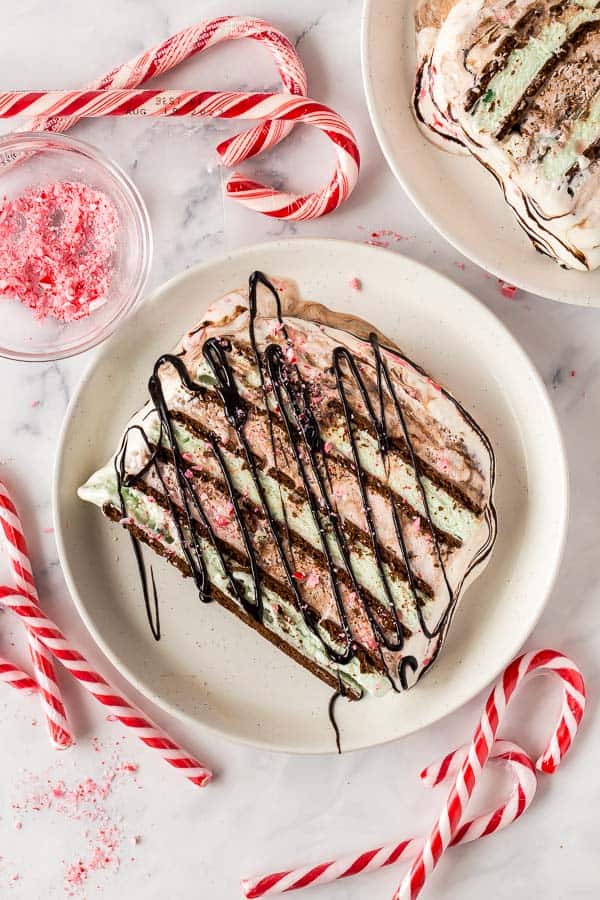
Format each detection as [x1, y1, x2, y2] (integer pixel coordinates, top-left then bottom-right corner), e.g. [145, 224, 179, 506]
[0, 132, 152, 362]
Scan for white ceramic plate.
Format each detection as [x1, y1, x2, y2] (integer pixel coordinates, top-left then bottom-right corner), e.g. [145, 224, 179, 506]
[54, 239, 567, 754]
[361, 1, 600, 306]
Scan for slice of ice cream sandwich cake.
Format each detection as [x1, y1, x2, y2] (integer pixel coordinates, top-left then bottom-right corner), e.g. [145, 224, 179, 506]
[79, 272, 497, 700]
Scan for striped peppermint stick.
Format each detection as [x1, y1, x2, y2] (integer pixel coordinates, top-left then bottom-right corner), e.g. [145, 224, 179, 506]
[0, 656, 38, 693]
[240, 740, 536, 897]
[0, 585, 212, 788]
[0, 90, 360, 220]
[24, 16, 308, 168]
[0, 17, 358, 218]
[394, 649, 586, 900]
[0, 480, 72, 748]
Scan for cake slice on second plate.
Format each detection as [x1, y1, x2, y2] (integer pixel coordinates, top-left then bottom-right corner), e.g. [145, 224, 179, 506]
[415, 0, 600, 269]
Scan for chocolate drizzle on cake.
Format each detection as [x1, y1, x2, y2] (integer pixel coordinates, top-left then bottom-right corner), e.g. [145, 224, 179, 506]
[111, 272, 497, 719]
[464, 4, 549, 111]
[414, 0, 600, 271]
[494, 18, 600, 141]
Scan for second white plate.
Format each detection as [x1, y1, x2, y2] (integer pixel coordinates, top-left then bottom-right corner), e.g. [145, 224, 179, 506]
[361, 0, 600, 306]
[54, 239, 567, 753]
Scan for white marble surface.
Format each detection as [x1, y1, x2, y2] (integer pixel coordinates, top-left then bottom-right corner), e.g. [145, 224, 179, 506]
[0, 1, 598, 897]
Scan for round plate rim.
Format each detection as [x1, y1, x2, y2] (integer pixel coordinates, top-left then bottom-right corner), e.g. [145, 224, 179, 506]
[360, 0, 600, 307]
[53, 237, 569, 754]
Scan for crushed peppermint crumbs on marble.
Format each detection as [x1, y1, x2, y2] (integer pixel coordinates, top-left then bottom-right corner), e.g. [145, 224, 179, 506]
[3, 740, 141, 896]
[0, 181, 119, 323]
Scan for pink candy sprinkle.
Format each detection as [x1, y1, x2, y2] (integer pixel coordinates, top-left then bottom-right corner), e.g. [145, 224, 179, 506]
[323, 440, 333, 454]
[214, 514, 232, 528]
[498, 280, 518, 300]
[371, 229, 405, 243]
[349, 277, 362, 291]
[0, 181, 119, 323]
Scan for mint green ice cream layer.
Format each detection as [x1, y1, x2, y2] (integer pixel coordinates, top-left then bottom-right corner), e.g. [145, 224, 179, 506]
[79, 471, 389, 697]
[472, 2, 600, 143]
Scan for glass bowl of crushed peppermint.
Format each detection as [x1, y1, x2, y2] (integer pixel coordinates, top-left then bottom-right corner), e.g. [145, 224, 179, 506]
[0, 131, 152, 361]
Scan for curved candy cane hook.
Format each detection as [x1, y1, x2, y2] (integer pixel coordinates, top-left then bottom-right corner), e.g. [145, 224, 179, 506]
[25, 16, 308, 168]
[495, 649, 585, 775]
[240, 739, 537, 897]
[422, 739, 536, 845]
[0, 90, 360, 221]
[0, 90, 360, 220]
[394, 649, 586, 900]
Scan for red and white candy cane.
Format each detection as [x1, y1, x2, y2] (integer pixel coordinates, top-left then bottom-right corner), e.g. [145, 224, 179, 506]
[24, 16, 308, 168]
[0, 481, 72, 749]
[0, 656, 38, 693]
[0, 89, 360, 220]
[394, 649, 586, 900]
[0, 584, 212, 788]
[240, 740, 536, 898]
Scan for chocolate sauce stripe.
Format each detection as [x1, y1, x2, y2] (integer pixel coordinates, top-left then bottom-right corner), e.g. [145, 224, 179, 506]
[170, 383, 480, 524]
[368, 332, 497, 646]
[127, 459, 422, 630]
[167, 408, 462, 551]
[151, 441, 438, 594]
[207, 339, 484, 515]
[473, 151, 584, 265]
[109, 271, 497, 698]
[102, 503, 368, 699]
[107, 482, 394, 671]
[495, 18, 600, 140]
[324, 398, 482, 515]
